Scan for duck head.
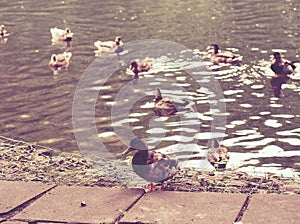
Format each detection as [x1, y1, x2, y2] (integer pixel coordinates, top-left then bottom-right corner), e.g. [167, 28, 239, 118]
[154, 88, 163, 103]
[273, 52, 282, 60]
[210, 138, 220, 148]
[122, 137, 148, 156]
[64, 28, 73, 41]
[210, 44, 219, 54]
[130, 61, 139, 78]
[130, 61, 138, 70]
[0, 25, 5, 33]
[115, 36, 122, 46]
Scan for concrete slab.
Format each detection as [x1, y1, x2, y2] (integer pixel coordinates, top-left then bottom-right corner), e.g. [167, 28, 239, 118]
[3, 222, 60, 224]
[242, 194, 300, 224]
[13, 186, 144, 223]
[121, 191, 246, 224]
[0, 180, 55, 215]
[2, 221, 28, 224]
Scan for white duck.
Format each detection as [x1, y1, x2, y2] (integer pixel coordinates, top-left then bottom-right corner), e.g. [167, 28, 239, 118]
[0, 25, 9, 43]
[48, 51, 72, 72]
[94, 36, 123, 56]
[50, 27, 73, 42]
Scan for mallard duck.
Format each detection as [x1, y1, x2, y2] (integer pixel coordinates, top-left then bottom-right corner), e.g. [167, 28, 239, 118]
[208, 44, 241, 65]
[50, 27, 73, 42]
[94, 36, 123, 56]
[122, 137, 178, 192]
[206, 139, 230, 169]
[270, 52, 298, 97]
[154, 88, 191, 116]
[130, 60, 152, 79]
[48, 52, 72, 72]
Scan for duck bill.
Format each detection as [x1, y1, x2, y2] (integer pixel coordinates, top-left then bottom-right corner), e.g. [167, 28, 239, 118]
[206, 45, 213, 50]
[122, 146, 134, 156]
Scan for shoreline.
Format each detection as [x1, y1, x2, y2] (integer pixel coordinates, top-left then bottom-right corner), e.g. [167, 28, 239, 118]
[1, 135, 299, 195]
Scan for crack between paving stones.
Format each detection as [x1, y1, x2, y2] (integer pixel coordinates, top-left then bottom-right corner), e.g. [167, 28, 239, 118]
[0, 184, 57, 222]
[114, 190, 146, 223]
[234, 193, 252, 223]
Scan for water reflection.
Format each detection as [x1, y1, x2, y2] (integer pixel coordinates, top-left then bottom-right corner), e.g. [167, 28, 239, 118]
[0, 0, 299, 182]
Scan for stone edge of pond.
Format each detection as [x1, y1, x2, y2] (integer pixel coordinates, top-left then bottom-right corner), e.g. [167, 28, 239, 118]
[0, 136, 299, 195]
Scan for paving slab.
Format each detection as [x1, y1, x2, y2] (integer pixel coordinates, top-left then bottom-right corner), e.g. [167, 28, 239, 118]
[2, 221, 28, 224]
[0, 180, 55, 215]
[121, 191, 247, 224]
[242, 194, 300, 224]
[3, 222, 60, 224]
[13, 186, 144, 224]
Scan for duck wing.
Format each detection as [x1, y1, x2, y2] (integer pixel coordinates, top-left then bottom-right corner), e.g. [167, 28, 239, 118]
[132, 151, 177, 183]
[94, 40, 115, 49]
[154, 100, 178, 116]
[217, 50, 237, 59]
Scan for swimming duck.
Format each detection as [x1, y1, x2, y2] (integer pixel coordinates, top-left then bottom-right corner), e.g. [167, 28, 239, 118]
[130, 60, 152, 79]
[206, 139, 230, 169]
[208, 44, 242, 65]
[48, 51, 72, 72]
[94, 36, 123, 56]
[0, 25, 9, 43]
[154, 88, 191, 116]
[50, 27, 73, 42]
[122, 137, 178, 192]
[270, 52, 298, 97]
[0, 25, 7, 36]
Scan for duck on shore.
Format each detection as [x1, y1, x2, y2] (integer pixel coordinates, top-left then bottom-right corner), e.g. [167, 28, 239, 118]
[206, 139, 230, 169]
[122, 137, 178, 192]
[207, 44, 242, 66]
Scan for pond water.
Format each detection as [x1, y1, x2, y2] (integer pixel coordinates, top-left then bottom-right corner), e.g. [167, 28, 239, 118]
[0, 0, 300, 182]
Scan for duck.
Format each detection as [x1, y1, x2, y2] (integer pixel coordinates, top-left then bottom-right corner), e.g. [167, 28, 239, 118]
[0, 25, 8, 37]
[48, 51, 72, 72]
[121, 137, 178, 192]
[94, 36, 123, 56]
[270, 52, 298, 97]
[0, 25, 9, 43]
[154, 88, 192, 116]
[130, 60, 152, 79]
[206, 139, 230, 170]
[50, 27, 73, 42]
[208, 44, 242, 65]
[270, 52, 297, 76]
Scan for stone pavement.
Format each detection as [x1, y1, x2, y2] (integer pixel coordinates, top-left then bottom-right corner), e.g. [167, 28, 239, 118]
[0, 180, 299, 224]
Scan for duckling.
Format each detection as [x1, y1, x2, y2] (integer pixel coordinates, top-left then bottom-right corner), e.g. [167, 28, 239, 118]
[206, 139, 230, 169]
[122, 137, 177, 192]
[208, 44, 242, 65]
[48, 52, 72, 72]
[130, 60, 152, 79]
[50, 27, 73, 42]
[94, 36, 123, 56]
